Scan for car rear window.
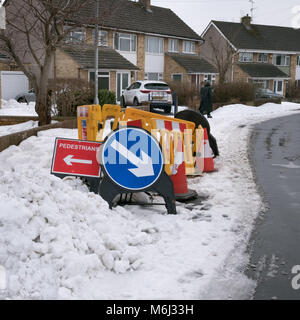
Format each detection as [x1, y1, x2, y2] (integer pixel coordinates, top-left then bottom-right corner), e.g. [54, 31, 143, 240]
[144, 83, 169, 90]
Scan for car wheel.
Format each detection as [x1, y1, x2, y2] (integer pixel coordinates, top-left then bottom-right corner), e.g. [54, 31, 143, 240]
[121, 96, 126, 108]
[17, 97, 26, 103]
[133, 98, 140, 107]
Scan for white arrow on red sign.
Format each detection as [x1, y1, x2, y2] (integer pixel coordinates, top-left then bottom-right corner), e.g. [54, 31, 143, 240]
[64, 155, 93, 166]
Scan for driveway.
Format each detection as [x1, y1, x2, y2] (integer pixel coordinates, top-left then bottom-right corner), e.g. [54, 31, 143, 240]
[247, 113, 300, 300]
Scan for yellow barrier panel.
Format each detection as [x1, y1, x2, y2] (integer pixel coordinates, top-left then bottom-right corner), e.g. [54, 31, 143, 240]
[102, 104, 123, 131]
[183, 129, 195, 175]
[77, 105, 102, 141]
[160, 129, 173, 176]
[194, 127, 205, 175]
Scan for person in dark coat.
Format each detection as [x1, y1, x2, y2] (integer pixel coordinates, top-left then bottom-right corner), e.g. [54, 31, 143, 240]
[199, 81, 213, 118]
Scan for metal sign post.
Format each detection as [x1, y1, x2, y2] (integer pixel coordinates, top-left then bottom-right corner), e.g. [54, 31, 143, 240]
[0, 6, 6, 29]
[99, 127, 177, 214]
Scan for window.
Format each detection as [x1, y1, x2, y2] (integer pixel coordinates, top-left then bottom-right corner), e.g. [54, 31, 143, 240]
[274, 54, 290, 66]
[204, 74, 216, 85]
[144, 83, 169, 90]
[239, 52, 253, 62]
[183, 41, 195, 54]
[297, 55, 300, 66]
[258, 53, 268, 63]
[253, 79, 270, 89]
[89, 71, 110, 90]
[92, 30, 108, 46]
[64, 27, 86, 43]
[128, 82, 141, 90]
[172, 74, 182, 82]
[144, 72, 163, 81]
[168, 39, 179, 52]
[146, 36, 164, 54]
[114, 33, 136, 52]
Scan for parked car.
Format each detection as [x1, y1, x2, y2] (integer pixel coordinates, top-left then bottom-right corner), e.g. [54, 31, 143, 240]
[255, 88, 283, 99]
[15, 88, 36, 104]
[121, 80, 173, 113]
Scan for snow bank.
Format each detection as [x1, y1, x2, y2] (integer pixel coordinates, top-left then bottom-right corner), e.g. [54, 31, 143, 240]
[0, 99, 37, 116]
[0, 102, 300, 300]
[0, 121, 38, 137]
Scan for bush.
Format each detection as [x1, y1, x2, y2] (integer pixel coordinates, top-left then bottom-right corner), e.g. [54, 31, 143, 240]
[167, 81, 200, 110]
[212, 82, 256, 104]
[50, 79, 94, 117]
[98, 89, 116, 106]
[287, 83, 300, 101]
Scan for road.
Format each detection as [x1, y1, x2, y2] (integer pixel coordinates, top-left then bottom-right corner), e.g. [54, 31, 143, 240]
[247, 113, 300, 300]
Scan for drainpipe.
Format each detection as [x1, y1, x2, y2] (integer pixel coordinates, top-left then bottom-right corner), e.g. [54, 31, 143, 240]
[94, 0, 99, 105]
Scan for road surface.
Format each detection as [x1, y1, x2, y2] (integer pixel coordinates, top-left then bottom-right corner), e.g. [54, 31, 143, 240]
[247, 113, 300, 300]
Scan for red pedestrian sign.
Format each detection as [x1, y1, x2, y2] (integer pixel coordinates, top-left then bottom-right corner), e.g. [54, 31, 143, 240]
[51, 138, 102, 178]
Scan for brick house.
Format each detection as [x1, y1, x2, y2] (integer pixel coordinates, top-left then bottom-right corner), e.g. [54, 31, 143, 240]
[201, 15, 300, 96]
[52, 0, 218, 102]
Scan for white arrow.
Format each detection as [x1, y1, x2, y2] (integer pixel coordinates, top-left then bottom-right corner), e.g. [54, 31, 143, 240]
[110, 140, 154, 178]
[64, 155, 92, 166]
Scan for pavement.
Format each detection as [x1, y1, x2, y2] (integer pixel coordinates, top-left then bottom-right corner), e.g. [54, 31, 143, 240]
[247, 113, 300, 300]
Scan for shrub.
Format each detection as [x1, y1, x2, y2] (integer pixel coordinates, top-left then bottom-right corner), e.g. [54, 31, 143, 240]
[98, 89, 116, 106]
[287, 82, 300, 101]
[50, 79, 94, 117]
[167, 81, 200, 110]
[212, 82, 256, 104]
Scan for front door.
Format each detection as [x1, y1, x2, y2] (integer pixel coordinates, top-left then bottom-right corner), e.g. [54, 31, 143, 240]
[274, 80, 284, 95]
[117, 72, 130, 102]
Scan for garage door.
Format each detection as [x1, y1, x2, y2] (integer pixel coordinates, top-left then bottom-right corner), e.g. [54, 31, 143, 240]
[1, 71, 29, 100]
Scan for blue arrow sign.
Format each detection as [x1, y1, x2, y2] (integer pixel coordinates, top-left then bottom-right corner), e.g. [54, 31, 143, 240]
[101, 127, 164, 191]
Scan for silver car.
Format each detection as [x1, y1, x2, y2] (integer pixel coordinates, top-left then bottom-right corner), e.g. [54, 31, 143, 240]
[15, 88, 36, 104]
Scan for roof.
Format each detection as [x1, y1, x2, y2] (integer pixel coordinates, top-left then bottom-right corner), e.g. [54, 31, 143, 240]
[62, 45, 139, 70]
[73, 0, 202, 41]
[238, 63, 290, 78]
[212, 20, 300, 52]
[167, 53, 217, 74]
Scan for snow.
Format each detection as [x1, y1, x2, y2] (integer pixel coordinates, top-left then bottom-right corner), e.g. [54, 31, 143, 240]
[0, 102, 300, 300]
[0, 99, 37, 116]
[0, 121, 39, 137]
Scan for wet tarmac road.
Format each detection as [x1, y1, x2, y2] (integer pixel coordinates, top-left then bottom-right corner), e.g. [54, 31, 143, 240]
[247, 113, 300, 300]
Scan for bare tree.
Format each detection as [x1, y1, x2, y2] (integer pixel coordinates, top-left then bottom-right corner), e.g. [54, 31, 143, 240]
[202, 35, 236, 85]
[0, 0, 94, 125]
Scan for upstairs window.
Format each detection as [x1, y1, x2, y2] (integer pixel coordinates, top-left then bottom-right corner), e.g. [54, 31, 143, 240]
[64, 27, 86, 43]
[274, 54, 290, 66]
[114, 33, 136, 52]
[146, 36, 164, 54]
[183, 41, 195, 54]
[258, 53, 268, 63]
[144, 72, 163, 81]
[168, 39, 179, 53]
[92, 30, 108, 46]
[239, 52, 253, 62]
[297, 55, 300, 66]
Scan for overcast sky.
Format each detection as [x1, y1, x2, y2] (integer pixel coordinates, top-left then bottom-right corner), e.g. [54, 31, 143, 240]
[152, 0, 300, 35]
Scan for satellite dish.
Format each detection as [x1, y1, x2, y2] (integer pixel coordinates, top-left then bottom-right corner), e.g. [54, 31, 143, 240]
[0, 6, 6, 30]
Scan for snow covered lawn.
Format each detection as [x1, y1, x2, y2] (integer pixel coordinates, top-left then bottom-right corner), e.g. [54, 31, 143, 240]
[0, 99, 37, 116]
[0, 121, 39, 137]
[0, 102, 300, 300]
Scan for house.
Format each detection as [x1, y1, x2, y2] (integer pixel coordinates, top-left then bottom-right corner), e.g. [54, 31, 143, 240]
[52, 0, 218, 102]
[201, 15, 300, 96]
[54, 0, 218, 101]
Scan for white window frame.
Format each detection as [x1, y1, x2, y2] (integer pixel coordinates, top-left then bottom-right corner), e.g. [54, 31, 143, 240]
[204, 74, 216, 84]
[273, 54, 290, 66]
[145, 36, 164, 55]
[92, 30, 108, 46]
[144, 72, 163, 81]
[64, 26, 86, 43]
[239, 52, 253, 62]
[297, 55, 300, 66]
[172, 73, 182, 82]
[258, 53, 268, 63]
[114, 33, 136, 52]
[168, 39, 179, 53]
[183, 41, 195, 54]
[88, 70, 110, 91]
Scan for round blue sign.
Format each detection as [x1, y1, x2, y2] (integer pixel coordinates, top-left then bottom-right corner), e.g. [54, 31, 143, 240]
[101, 127, 164, 191]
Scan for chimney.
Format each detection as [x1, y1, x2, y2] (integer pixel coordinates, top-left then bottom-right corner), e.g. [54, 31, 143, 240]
[241, 14, 252, 28]
[139, 0, 151, 11]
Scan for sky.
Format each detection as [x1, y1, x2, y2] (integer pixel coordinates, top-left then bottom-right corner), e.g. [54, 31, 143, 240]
[151, 0, 300, 35]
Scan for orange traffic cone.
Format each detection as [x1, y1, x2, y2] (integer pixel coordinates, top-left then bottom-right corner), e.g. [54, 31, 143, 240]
[203, 128, 214, 172]
[171, 133, 197, 202]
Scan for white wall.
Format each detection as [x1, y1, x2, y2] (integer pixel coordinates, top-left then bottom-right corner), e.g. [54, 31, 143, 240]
[296, 66, 300, 80]
[145, 54, 164, 73]
[1, 71, 29, 100]
[118, 51, 137, 66]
